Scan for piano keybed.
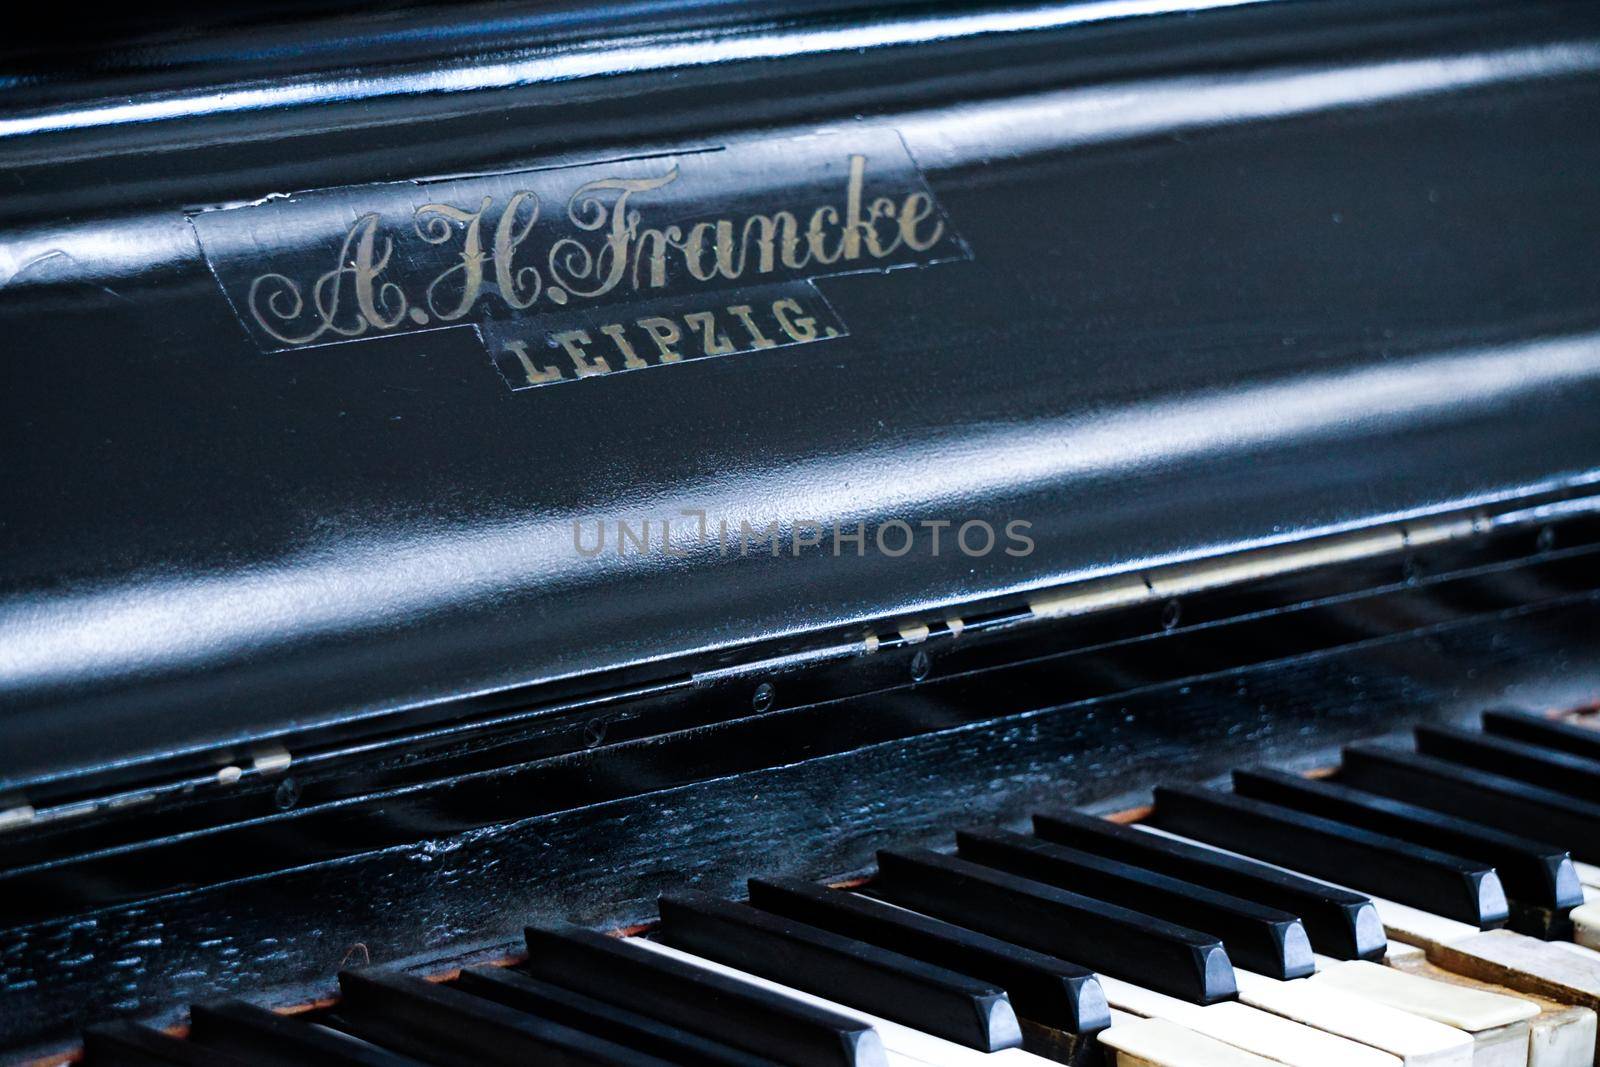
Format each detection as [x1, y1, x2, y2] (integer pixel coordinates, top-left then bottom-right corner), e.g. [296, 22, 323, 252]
[79, 707, 1600, 1067]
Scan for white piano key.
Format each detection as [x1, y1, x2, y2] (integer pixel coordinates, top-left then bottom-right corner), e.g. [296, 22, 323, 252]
[1145, 820, 1600, 998]
[1385, 954, 1597, 1067]
[1549, 941, 1600, 961]
[1530, 1013, 1599, 1067]
[1099, 1014, 1284, 1067]
[1428, 929, 1600, 1022]
[1570, 862, 1600, 891]
[1365, 899, 1484, 954]
[631, 936, 1059, 1067]
[1561, 908, 1600, 953]
[1233, 968, 1473, 1066]
[1468, 1025, 1535, 1067]
[1098, 972, 1399, 1066]
[1141, 820, 1538, 1064]
[1309, 961, 1536, 1067]
[1139, 821, 1591, 1066]
[1388, 943, 1430, 966]
[1310, 960, 1538, 1031]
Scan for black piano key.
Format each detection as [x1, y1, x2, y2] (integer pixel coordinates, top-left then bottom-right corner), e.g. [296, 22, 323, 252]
[83, 1021, 259, 1067]
[1148, 783, 1510, 928]
[746, 877, 1110, 1035]
[955, 828, 1313, 980]
[657, 890, 1020, 1052]
[1416, 723, 1600, 802]
[870, 847, 1237, 1005]
[332, 969, 669, 1067]
[187, 1000, 422, 1066]
[1483, 708, 1600, 762]
[1233, 767, 1583, 914]
[1341, 741, 1600, 865]
[455, 965, 778, 1067]
[522, 924, 885, 1067]
[1033, 809, 1386, 961]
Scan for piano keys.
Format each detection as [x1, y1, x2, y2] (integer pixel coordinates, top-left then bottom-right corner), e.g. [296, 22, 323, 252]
[1094, 972, 1401, 1067]
[952, 828, 1316, 980]
[1482, 713, 1600, 765]
[82, 1022, 257, 1067]
[1412, 726, 1600, 803]
[1145, 784, 1512, 929]
[1573, 907, 1600, 953]
[654, 889, 1024, 1050]
[744, 877, 1110, 1036]
[520, 924, 886, 1067]
[1306, 959, 1537, 1054]
[453, 966, 779, 1067]
[9, 0, 1600, 1058]
[1098, 1013, 1286, 1067]
[1380, 959, 1598, 1067]
[871, 846, 1239, 1004]
[1229, 969, 1475, 1067]
[628, 936, 1051, 1067]
[1032, 809, 1388, 962]
[1228, 768, 1582, 938]
[78, 709, 1600, 1067]
[185, 1000, 424, 1066]
[78, 710, 1600, 1067]
[329, 969, 675, 1067]
[1337, 746, 1600, 868]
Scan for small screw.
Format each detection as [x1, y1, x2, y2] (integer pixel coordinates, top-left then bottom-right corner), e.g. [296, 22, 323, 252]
[752, 682, 775, 712]
[1402, 557, 1421, 583]
[583, 716, 609, 748]
[273, 778, 300, 811]
[1161, 600, 1182, 631]
[1538, 526, 1556, 552]
[910, 650, 932, 682]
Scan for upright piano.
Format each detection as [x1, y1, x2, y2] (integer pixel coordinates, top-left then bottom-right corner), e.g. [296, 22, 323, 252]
[3, 0, 1600, 1063]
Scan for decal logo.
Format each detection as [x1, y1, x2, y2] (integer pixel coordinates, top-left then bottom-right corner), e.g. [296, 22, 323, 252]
[191, 129, 967, 390]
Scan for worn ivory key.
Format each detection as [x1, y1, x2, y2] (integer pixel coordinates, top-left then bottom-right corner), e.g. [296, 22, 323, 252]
[1310, 956, 1537, 1029]
[1139, 821, 1600, 1067]
[1099, 973, 1399, 1067]
[1385, 954, 1597, 1067]
[1424, 930, 1600, 1054]
[1367, 896, 1488, 955]
[1571, 905, 1600, 952]
[1573, 863, 1600, 892]
[1340, 886, 1600, 1065]
[1144, 822, 1594, 996]
[1391, 943, 1432, 965]
[1233, 968, 1474, 1066]
[1311, 958, 1537, 1067]
[1138, 826, 1550, 1066]
[1336, 894, 1600, 1067]
[1099, 1011, 1285, 1067]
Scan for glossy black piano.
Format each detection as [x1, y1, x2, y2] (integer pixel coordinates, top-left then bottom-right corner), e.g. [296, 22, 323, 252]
[3, 0, 1600, 1063]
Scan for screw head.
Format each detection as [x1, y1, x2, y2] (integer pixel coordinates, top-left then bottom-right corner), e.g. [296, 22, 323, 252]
[1161, 599, 1182, 631]
[910, 649, 932, 682]
[752, 682, 775, 712]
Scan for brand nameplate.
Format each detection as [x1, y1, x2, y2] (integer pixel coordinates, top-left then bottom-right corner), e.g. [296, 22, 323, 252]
[191, 129, 967, 389]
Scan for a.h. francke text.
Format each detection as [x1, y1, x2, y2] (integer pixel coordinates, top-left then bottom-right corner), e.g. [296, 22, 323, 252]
[191, 128, 965, 392]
